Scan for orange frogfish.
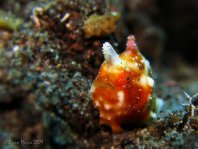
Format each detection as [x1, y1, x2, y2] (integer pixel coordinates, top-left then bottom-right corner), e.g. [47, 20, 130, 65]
[90, 35, 160, 132]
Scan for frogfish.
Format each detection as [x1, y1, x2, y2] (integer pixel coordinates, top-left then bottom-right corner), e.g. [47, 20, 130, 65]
[91, 35, 161, 132]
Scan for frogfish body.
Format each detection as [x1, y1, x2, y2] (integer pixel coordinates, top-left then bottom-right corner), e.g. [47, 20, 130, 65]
[91, 35, 156, 132]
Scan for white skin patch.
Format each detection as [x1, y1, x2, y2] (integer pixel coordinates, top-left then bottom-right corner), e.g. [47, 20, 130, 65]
[129, 62, 139, 71]
[144, 59, 151, 70]
[117, 91, 124, 105]
[139, 75, 147, 86]
[104, 104, 111, 110]
[139, 75, 154, 87]
[147, 77, 154, 87]
[90, 85, 95, 93]
[95, 100, 100, 107]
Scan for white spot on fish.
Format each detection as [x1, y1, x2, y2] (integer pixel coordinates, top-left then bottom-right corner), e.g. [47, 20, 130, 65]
[147, 77, 154, 87]
[117, 91, 124, 105]
[104, 104, 111, 110]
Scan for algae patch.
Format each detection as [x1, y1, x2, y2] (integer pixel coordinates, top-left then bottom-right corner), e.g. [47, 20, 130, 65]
[0, 10, 22, 31]
[83, 12, 120, 38]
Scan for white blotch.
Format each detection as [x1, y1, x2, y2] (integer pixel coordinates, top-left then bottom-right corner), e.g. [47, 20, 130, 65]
[141, 59, 145, 63]
[139, 75, 147, 86]
[139, 75, 154, 87]
[147, 77, 154, 87]
[90, 85, 95, 93]
[104, 104, 111, 110]
[95, 100, 100, 107]
[144, 59, 151, 70]
[117, 91, 124, 105]
[130, 62, 139, 70]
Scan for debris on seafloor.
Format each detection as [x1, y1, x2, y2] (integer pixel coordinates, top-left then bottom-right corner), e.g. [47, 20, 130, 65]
[83, 12, 120, 38]
[91, 35, 162, 132]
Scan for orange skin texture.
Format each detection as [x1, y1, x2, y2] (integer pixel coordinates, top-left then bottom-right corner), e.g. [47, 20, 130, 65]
[91, 36, 153, 132]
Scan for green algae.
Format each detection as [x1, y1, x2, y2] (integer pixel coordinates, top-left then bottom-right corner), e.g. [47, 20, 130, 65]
[83, 12, 120, 38]
[0, 10, 22, 31]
